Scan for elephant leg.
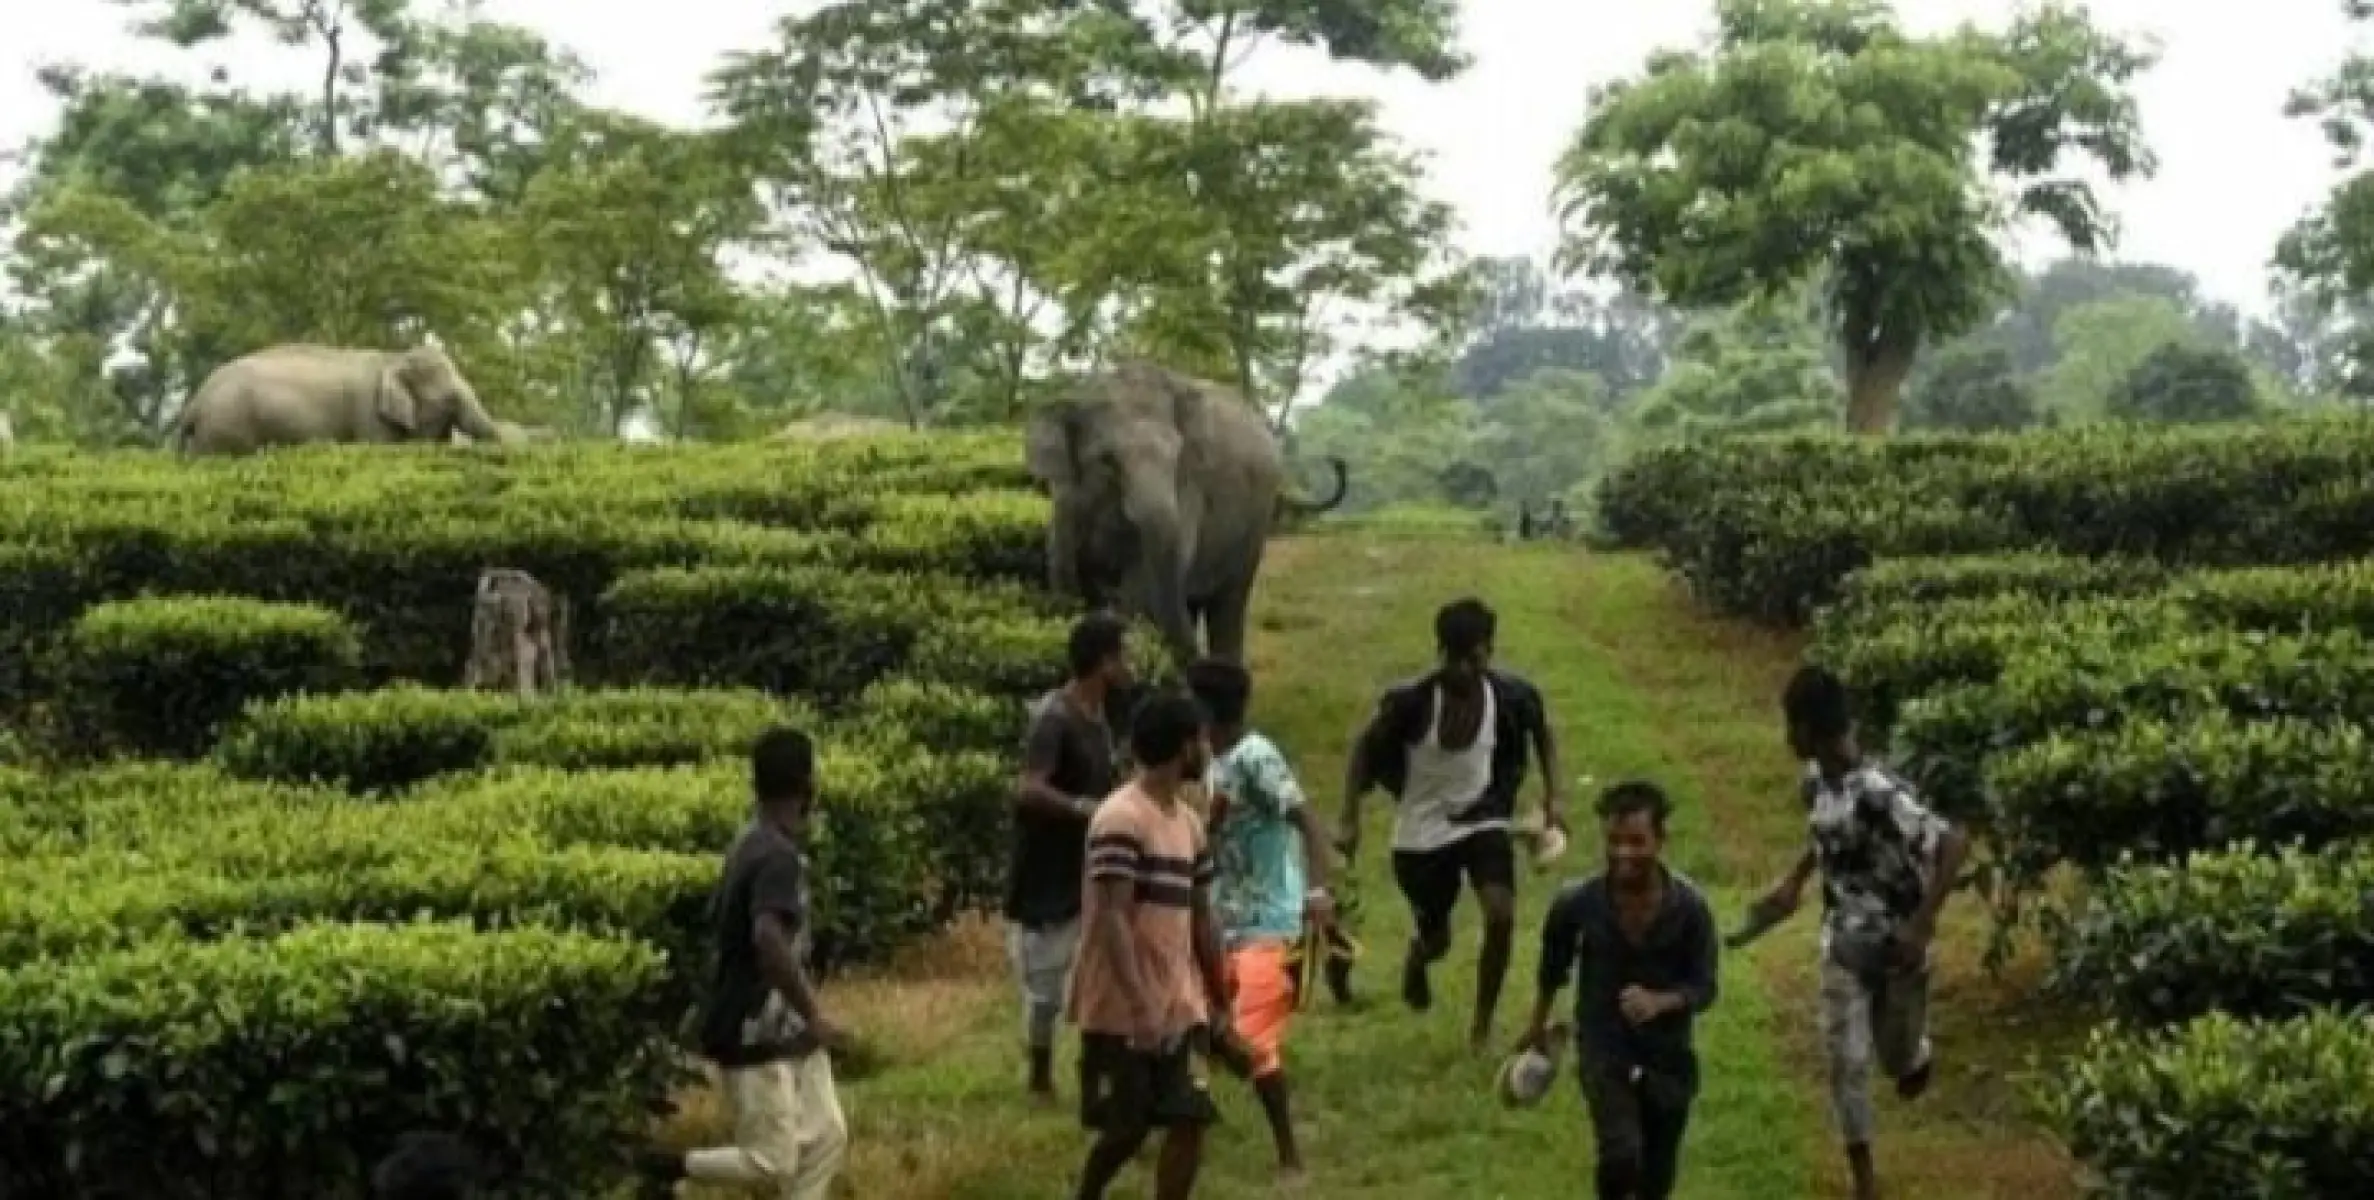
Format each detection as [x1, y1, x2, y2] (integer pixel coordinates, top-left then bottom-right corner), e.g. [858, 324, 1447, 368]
[1205, 580, 1256, 666]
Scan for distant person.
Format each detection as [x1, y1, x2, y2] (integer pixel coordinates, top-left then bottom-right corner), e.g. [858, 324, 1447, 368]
[1522, 781, 1719, 1200]
[1009, 612, 1134, 1103]
[1735, 664, 1970, 1200]
[637, 727, 849, 1200]
[1068, 690, 1227, 1200]
[1184, 658, 1335, 1179]
[1337, 596, 1567, 1051]
[371, 1131, 482, 1199]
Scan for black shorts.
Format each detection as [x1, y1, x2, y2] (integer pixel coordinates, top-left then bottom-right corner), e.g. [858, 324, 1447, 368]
[1391, 827, 1516, 937]
[1078, 1030, 1218, 1133]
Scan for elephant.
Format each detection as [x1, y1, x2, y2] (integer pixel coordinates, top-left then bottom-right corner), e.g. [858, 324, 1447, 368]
[1025, 358, 1350, 668]
[172, 342, 519, 455]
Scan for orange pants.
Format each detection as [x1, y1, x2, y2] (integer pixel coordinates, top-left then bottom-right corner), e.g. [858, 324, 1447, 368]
[1226, 941, 1297, 1079]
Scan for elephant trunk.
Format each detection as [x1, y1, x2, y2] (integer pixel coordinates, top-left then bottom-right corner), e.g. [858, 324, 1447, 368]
[1122, 481, 1198, 668]
[451, 386, 506, 443]
[1046, 492, 1085, 598]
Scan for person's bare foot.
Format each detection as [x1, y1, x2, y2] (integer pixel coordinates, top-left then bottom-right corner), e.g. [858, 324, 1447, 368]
[1275, 1162, 1307, 1190]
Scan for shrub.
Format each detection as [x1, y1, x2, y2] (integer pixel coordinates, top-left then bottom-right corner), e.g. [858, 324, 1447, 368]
[1820, 552, 2169, 628]
[2046, 841, 2374, 1026]
[214, 685, 818, 791]
[49, 594, 361, 758]
[2037, 1008, 2374, 1199]
[0, 921, 679, 1199]
[1986, 714, 2374, 881]
[845, 676, 1021, 754]
[1594, 415, 2374, 623]
[1893, 626, 2374, 822]
[594, 564, 1025, 705]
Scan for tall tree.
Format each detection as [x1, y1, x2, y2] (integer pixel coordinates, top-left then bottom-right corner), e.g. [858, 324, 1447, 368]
[2272, 0, 2374, 400]
[1550, 0, 2156, 433]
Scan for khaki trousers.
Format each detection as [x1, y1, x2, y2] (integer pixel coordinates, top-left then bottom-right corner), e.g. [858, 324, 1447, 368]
[686, 1051, 847, 1198]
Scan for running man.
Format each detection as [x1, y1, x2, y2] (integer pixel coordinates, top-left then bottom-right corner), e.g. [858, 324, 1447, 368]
[1523, 781, 1719, 1200]
[637, 727, 849, 1200]
[1008, 612, 1134, 1103]
[1741, 664, 1969, 1200]
[1183, 658, 1335, 1178]
[1337, 596, 1566, 1051]
[1068, 691, 1229, 1200]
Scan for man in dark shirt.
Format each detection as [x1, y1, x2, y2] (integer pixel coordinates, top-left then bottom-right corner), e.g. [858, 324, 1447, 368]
[1338, 597, 1566, 1051]
[1522, 781, 1719, 1200]
[637, 727, 850, 1200]
[1008, 611, 1134, 1102]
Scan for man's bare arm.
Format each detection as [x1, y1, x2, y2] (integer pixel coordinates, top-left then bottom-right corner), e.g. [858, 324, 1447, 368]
[1190, 879, 1229, 1012]
[1288, 805, 1333, 893]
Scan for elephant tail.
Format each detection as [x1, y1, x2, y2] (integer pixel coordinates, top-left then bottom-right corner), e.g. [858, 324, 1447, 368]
[1276, 456, 1350, 520]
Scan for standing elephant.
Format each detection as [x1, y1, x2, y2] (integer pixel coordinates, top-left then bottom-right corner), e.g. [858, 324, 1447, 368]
[172, 342, 520, 455]
[1025, 359, 1349, 667]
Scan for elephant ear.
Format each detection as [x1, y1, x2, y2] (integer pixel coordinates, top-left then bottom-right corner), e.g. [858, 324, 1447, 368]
[1025, 400, 1083, 486]
[376, 356, 420, 432]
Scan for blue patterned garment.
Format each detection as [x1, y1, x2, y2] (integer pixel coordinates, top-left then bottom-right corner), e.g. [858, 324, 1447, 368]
[1208, 731, 1310, 947]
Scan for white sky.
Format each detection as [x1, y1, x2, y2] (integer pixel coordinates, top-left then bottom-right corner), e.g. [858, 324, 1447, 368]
[1, 0, 2364, 321]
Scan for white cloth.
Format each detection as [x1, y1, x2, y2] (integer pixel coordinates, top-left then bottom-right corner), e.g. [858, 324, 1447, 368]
[1391, 683, 1501, 853]
[684, 1051, 848, 1199]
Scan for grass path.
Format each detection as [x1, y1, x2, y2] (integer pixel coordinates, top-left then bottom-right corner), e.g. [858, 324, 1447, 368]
[664, 532, 2075, 1198]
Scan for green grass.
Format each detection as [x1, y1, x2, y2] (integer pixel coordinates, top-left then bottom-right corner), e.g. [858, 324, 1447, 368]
[662, 531, 2074, 1198]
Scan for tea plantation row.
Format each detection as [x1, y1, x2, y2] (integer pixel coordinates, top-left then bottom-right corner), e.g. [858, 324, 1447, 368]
[1601, 426, 2374, 1197]
[0, 438, 1149, 1198]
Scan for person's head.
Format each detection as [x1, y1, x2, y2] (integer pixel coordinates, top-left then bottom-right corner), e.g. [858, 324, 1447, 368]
[1129, 689, 1211, 788]
[1782, 663, 1854, 762]
[1435, 597, 1496, 684]
[371, 1131, 482, 1200]
[751, 725, 817, 832]
[1595, 780, 1671, 888]
[1067, 610, 1134, 692]
[1183, 657, 1251, 736]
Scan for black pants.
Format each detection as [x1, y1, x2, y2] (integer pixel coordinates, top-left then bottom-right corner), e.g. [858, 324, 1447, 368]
[1581, 1057, 1692, 1199]
[1077, 1031, 1218, 1134]
[1390, 828, 1516, 947]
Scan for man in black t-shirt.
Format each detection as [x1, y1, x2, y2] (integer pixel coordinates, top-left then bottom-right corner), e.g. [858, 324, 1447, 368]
[637, 727, 850, 1200]
[1008, 611, 1135, 1103]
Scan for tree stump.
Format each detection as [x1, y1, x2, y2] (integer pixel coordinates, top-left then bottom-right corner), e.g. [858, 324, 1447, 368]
[462, 568, 569, 697]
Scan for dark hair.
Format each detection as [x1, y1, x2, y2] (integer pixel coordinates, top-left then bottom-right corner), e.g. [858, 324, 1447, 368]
[1067, 611, 1129, 678]
[1435, 597, 1496, 660]
[371, 1131, 481, 1200]
[751, 726, 816, 803]
[1782, 664, 1852, 742]
[1183, 658, 1250, 728]
[1129, 690, 1206, 767]
[1595, 780, 1671, 835]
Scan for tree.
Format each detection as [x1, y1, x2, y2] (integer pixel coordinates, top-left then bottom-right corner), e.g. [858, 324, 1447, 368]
[2270, 0, 2374, 400]
[1900, 341, 2039, 432]
[1550, 0, 2156, 434]
[513, 116, 762, 435]
[2107, 342, 2259, 425]
[1619, 297, 1840, 444]
[2034, 293, 2200, 419]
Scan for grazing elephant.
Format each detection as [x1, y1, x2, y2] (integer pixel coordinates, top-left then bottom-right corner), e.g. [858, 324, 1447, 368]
[1025, 359, 1350, 667]
[172, 342, 519, 455]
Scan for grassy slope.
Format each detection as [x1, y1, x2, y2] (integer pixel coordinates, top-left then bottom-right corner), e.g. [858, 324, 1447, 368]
[663, 531, 2077, 1198]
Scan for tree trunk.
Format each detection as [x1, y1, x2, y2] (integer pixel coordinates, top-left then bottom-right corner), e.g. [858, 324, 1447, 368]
[463, 568, 568, 698]
[1844, 342, 1916, 435]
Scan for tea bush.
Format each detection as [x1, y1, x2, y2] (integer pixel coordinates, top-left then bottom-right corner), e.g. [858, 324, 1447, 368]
[2038, 1008, 2374, 1199]
[0, 921, 679, 1199]
[2046, 841, 2374, 1025]
[50, 595, 362, 758]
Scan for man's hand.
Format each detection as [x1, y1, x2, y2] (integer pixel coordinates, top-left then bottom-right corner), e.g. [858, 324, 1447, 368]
[1617, 986, 1677, 1026]
[1332, 814, 1361, 864]
[1304, 886, 1337, 933]
[1542, 790, 1567, 833]
[809, 1014, 852, 1054]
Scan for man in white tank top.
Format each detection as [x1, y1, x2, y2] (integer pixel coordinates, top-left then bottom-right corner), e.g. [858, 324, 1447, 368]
[1336, 598, 1566, 1052]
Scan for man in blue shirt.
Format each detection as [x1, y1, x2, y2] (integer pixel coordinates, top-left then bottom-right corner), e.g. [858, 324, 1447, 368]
[1521, 781, 1719, 1200]
[1185, 657, 1335, 1180]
